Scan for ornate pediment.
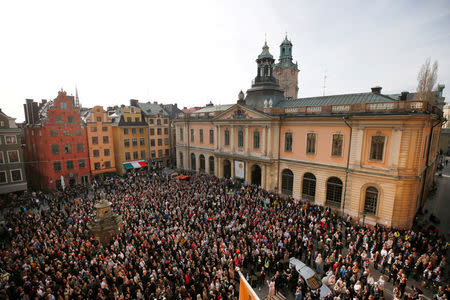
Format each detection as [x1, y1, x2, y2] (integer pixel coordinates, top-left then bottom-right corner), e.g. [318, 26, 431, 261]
[213, 104, 273, 121]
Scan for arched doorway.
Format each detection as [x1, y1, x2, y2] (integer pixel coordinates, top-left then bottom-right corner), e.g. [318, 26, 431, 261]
[326, 177, 343, 207]
[251, 164, 262, 186]
[302, 173, 316, 201]
[281, 169, 294, 196]
[190, 153, 196, 171]
[209, 156, 215, 175]
[223, 160, 231, 178]
[199, 154, 205, 172]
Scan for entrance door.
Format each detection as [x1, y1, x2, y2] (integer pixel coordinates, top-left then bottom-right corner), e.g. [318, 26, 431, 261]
[223, 160, 231, 178]
[251, 164, 261, 186]
[69, 178, 76, 187]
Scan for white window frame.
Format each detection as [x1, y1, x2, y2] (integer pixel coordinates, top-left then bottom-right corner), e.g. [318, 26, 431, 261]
[10, 168, 22, 182]
[0, 170, 6, 184]
[330, 133, 344, 157]
[7, 150, 20, 163]
[0, 151, 4, 164]
[5, 135, 17, 144]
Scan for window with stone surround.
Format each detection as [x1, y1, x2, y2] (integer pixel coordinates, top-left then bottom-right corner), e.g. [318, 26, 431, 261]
[370, 135, 386, 161]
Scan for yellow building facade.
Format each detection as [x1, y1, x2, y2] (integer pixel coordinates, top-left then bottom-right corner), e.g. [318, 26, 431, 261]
[174, 40, 445, 229]
[110, 106, 148, 175]
[84, 106, 116, 176]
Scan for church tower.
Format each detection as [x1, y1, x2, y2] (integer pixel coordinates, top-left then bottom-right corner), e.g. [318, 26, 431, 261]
[273, 35, 299, 99]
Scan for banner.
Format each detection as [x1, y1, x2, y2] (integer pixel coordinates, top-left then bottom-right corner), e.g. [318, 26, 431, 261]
[238, 270, 260, 300]
[234, 161, 245, 179]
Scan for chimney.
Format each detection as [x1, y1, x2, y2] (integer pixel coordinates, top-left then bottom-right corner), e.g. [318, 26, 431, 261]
[400, 91, 409, 101]
[371, 86, 382, 94]
[130, 99, 138, 107]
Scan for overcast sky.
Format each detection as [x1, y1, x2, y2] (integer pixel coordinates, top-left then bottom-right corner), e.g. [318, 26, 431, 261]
[1, 0, 449, 122]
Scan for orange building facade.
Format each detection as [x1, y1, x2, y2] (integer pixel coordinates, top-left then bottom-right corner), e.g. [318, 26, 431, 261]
[83, 106, 116, 176]
[174, 39, 446, 229]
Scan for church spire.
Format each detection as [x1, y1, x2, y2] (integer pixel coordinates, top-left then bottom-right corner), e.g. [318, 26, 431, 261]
[75, 86, 80, 107]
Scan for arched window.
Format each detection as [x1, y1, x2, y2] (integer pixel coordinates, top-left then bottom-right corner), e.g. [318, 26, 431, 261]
[364, 187, 378, 215]
[179, 152, 184, 168]
[326, 177, 342, 207]
[302, 173, 316, 201]
[238, 129, 244, 148]
[190, 153, 196, 171]
[281, 169, 294, 196]
[209, 156, 215, 175]
[199, 154, 205, 172]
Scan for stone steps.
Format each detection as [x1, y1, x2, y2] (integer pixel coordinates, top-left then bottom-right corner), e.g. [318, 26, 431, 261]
[263, 292, 287, 300]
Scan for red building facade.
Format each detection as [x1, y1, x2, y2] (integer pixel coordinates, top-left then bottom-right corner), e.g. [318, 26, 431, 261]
[24, 90, 90, 190]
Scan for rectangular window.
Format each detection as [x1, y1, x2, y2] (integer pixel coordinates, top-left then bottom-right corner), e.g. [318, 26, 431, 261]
[67, 116, 74, 123]
[133, 151, 138, 159]
[124, 139, 130, 147]
[285, 132, 292, 152]
[158, 139, 162, 146]
[164, 138, 169, 145]
[140, 138, 145, 146]
[92, 137, 98, 145]
[97, 116, 102, 122]
[66, 160, 74, 170]
[150, 119, 154, 124]
[132, 138, 137, 146]
[157, 128, 162, 135]
[104, 149, 110, 156]
[60, 102, 67, 109]
[124, 128, 129, 135]
[64, 144, 72, 153]
[151, 150, 156, 158]
[200, 129, 204, 143]
[210, 130, 214, 144]
[151, 139, 155, 146]
[0, 171, 6, 183]
[53, 162, 62, 172]
[164, 128, 168, 134]
[331, 134, 343, 157]
[127, 117, 132, 122]
[103, 136, 109, 143]
[76, 143, 84, 152]
[180, 128, 183, 141]
[11, 169, 22, 182]
[141, 150, 146, 159]
[224, 129, 230, 146]
[50, 130, 58, 136]
[94, 162, 100, 170]
[102, 126, 108, 132]
[164, 119, 168, 124]
[51, 144, 60, 154]
[158, 149, 163, 157]
[125, 152, 131, 160]
[135, 117, 139, 122]
[62, 130, 70, 136]
[54, 115, 63, 122]
[0, 152, 4, 164]
[132, 128, 136, 134]
[306, 133, 316, 154]
[150, 128, 155, 135]
[253, 130, 260, 149]
[238, 130, 244, 148]
[78, 160, 85, 168]
[190, 129, 194, 142]
[7, 151, 19, 163]
[104, 161, 111, 169]
[370, 135, 386, 161]
[93, 150, 100, 157]
[165, 149, 169, 156]
[139, 128, 144, 134]
[74, 130, 82, 136]
[91, 127, 97, 132]
[5, 136, 17, 144]
[157, 119, 161, 125]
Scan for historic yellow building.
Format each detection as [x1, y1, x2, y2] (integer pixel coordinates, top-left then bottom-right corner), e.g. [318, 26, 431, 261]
[174, 38, 446, 229]
[110, 105, 148, 175]
[83, 106, 116, 176]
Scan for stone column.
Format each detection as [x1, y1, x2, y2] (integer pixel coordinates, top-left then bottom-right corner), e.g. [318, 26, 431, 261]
[267, 126, 272, 157]
[230, 125, 235, 153]
[216, 125, 220, 151]
[388, 127, 403, 171]
[261, 164, 266, 189]
[217, 157, 222, 177]
[262, 126, 267, 156]
[245, 126, 250, 154]
[231, 159, 235, 178]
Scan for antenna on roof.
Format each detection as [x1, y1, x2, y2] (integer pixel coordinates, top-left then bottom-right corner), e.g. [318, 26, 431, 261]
[322, 70, 327, 96]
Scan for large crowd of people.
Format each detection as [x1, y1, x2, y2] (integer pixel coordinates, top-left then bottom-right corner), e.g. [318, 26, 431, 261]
[0, 171, 448, 300]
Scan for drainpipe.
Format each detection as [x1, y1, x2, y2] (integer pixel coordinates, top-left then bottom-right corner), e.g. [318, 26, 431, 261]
[420, 117, 443, 208]
[276, 117, 282, 195]
[342, 116, 352, 216]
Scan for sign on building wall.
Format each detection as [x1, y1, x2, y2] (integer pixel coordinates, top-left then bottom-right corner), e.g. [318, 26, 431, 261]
[234, 160, 245, 179]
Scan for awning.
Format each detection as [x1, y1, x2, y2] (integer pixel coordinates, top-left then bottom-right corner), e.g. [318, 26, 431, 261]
[123, 160, 148, 170]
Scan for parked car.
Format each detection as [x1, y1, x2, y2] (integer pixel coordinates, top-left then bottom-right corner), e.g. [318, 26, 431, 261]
[289, 257, 332, 298]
